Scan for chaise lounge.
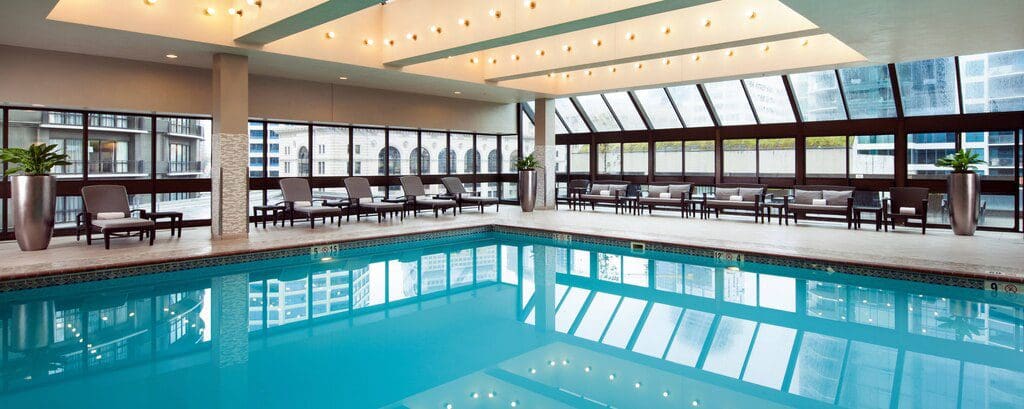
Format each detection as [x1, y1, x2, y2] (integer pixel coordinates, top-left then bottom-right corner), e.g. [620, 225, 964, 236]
[400, 176, 458, 217]
[784, 185, 855, 228]
[637, 183, 694, 217]
[81, 185, 155, 249]
[441, 177, 499, 213]
[279, 178, 344, 229]
[345, 177, 406, 222]
[702, 183, 766, 222]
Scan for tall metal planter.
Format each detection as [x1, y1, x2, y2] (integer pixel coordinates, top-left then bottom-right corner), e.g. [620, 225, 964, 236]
[947, 172, 980, 236]
[518, 169, 537, 212]
[12, 175, 57, 251]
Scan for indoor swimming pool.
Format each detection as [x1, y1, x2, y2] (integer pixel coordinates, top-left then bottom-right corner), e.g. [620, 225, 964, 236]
[0, 230, 1021, 408]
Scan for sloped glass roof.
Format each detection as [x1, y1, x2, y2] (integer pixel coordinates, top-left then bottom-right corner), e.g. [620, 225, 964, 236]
[703, 81, 757, 126]
[789, 70, 846, 121]
[603, 92, 646, 130]
[634, 88, 682, 129]
[743, 76, 796, 124]
[576, 94, 620, 132]
[666, 85, 715, 127]
[838, 65, 898, 119]
[554, 98, 590, 133]
[959, 49, 1024, 113]
[896, 57, 960, 116]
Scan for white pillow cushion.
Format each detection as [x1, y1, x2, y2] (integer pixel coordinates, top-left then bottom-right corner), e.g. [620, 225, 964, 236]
[96, 212, 126, 220]
[812, 198, 827, 206]
[729, 195, 743, 202]
[599, 190, 611, 196]
[899, 206, 916, 215]
[659, 193, 671, 198]
[294, 201, 312, 207]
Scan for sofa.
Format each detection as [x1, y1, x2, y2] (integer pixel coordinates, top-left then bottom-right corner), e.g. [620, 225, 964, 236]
[784, 185, 855, 228]
[637, 183, 694, 217]
[702, 183, 766, 222]
[579, 180, 630, 213]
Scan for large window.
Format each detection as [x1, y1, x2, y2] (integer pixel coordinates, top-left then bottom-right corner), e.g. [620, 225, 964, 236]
[655, 141, 682, 175]
[723, 139, 756, 176]
[684, 140, 715, 176]
[604, 92, 646, 130]
[896, 57, 960, 116]
[850, 135, 895, 178]
[477, 134, 498, 174]
[806, 136, 847, 178]
[907, 132, 956, 179]
[962, 131, 1016, 179]
[667, 85, 715, 127]
[451, 133, 475, 174]
[790, 70, 846, 121]
[569, 144, 590, 175]
[597, 143, 621, 175]
[388, 130, 417, 175]
[501, 135, 518, 174]
[758, 138, 796, 177]
[743, 76, 797, 124]
[704, 81, 757, 126]
[248, 122, 266, 177]
[959, 49, 1024, 113]
[634, 88, 682, 129]
[353, 128, 385, 176]
[9, 109, 84, 179]
[576, 95, 619, 132]
[312, 126, 349, 176]
[421, 131, 447, 174]
[623, 142, 648, 175]
[838, 65, 897, 119]
[268, 123, 309, 177]
[89, 114, 153, 180]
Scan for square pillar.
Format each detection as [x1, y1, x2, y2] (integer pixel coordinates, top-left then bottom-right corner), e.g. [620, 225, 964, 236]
[211, 54, 250, 239]
[533, 99, 558, 210]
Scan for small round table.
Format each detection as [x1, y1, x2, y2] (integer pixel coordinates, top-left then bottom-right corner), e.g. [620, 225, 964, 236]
[146, 211, 183, 237]
[252, 205, 286, 228]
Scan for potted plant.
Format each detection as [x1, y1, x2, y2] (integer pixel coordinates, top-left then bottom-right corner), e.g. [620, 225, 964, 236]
[1, 143, 71, 250]
[935, 150, 985, 236]
[515, 154, 541, 212]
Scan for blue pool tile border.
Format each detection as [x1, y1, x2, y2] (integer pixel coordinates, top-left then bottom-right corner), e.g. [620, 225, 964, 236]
[0, 224, 989, 292]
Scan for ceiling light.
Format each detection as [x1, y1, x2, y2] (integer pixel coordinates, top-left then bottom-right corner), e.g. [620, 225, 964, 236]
[489, 9, 502, 18]
[634, 382, 642, 388]
[165, 54, 178, 59]
[203, 7, 216, 16]
[385, 38, 395, 46]
[246, 0, 261, 6]
[488, 391, 496, 398]
[663, 391, 671, 398]
[227, 8, 243, 16]
[430, 25, 442, 34]
[338, 76, 348, 80]
[762, 44, 770, 52]
[635, 63, 644, 69]
[586, 70, 593, 76]
[748, 10, 757, 19]
[363, 38, 374, 46]
[326, 31, 336, 39]
[727, 49, 735, 57]
[458, 18, 470, 27]
[691, 400, 700, 407]
[510, 401, 519, 408]
[609, 373, 616, 380]
[471, 392, 480, 399]
[801, 38, 809, 46]
[406, 32, 417, 41]
[563, 73, 570, 79]
[546, 73, 553, 78]
[444, 403, 453, 409]
[625, 32, 636, 40]
[702, 18, 711, 28]
[584, 366, 592, 372]
[525, 0, 536, 9]
[562, 44, 572, 52]
[661, 26, 671, 34]
[692, 54, 701, 62]
[511, 54, 520, 61]
[469, 57, 479, 64]
[535, 49, 545, 56]
[488, 58, 497, 64]
[609, 67, 617, 73]
[453, 91, 462, 94]
[592, 39, 603, 46]
[662, 58, 671, 65]
[144, 0, 157, 5]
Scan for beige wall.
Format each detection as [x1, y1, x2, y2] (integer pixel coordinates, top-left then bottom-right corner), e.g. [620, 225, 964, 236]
[0, 45, 516, 133]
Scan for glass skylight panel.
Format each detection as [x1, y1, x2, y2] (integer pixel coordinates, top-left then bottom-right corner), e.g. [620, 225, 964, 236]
[573, 292, 622, 341]
[788, 333, 847, 402]
[664, 309, 715, 366]
[703, 81, 757, 125]
[555, 98, 589, 133]
[758, 274, 796, 312]
[838, 65, 898, 119]
[666, 85, 715, 127]
[576, 95, 620, 131]
[837, 342, 897, 409]
[896, 57, 961, 116]
[554, 287, 591, 333]
[634, 88, 682, 129]
[958, 49, 1024, 113]
[631, 303, 683, 358]
[601, 297, 647, 348]
[743, 76, 797, 123]
[741, 324, 797, 389]
[555, 117, 568, 134]
[789, 70, 847, 121]
[702, 316, 757, 378]
[603, 92, 647, 130]
[961, 363, 1024, 409]
[899, 352, 960, 409]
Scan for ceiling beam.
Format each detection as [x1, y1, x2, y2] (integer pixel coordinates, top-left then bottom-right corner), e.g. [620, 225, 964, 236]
[235, 0, 381, 45]
[384, 0, 715, 67]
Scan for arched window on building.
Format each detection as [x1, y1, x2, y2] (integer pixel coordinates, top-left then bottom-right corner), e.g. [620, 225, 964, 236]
[378, 146, 401, 175]
[438, 148, 457, 174]
[487, 149, 499, 173]
[297, 146, 309, 176]
[464, 149, 480, 173]
[410, 147, 430, 174]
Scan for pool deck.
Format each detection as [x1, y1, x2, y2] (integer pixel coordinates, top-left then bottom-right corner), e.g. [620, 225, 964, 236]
[1, 207, 1022, 284]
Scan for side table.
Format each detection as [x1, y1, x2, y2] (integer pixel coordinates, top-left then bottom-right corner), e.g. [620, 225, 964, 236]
[253, 205, 286, 228]
[146, 211, 183, 237]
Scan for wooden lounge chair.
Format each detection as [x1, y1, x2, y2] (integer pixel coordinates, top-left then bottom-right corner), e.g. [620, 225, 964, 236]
[279, 178, 344, 229]
[702, 183, 766, 222]
[784, 185, 855, 228]
[561, 179, 590, 210]
[344, 177, 406, 222]
[400, 176, 457, 217]
[637, 183, 693, 217]
[81, 185, 155, 249]
[884, 187, 930, 234]
[578, 180, 629, 213]
[441, 177, 499, 213]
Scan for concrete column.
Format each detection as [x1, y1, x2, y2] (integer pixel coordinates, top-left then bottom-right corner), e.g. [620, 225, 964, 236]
[211, 53, 250, 239]
[533, 98, 558, 210]
[211, 273, 250, 407]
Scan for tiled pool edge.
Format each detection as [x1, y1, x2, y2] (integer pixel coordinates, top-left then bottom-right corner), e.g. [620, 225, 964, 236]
[1, 223, 1011, 292]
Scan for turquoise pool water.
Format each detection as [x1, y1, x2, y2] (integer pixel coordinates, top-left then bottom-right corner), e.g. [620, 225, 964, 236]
[0, 231, 1021, 408]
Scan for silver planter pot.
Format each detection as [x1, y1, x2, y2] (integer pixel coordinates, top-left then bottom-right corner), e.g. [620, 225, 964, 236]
[518, 169, 537, 212]
[947, 172, 980, 236]
[12, 175, 57, 251]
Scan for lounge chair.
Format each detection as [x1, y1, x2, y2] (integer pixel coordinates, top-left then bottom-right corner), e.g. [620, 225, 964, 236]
[344, 177, 406, 222]
[784, 185, 855, 228]
[638, 183, 693, 217]
[702, 183, 766, 222]
[81, 185, 155, 249]
[400, 176, 457, 217]
[560, 179, 590, 210]
[578, 180, 629, 213]
[884, 187, 930, 234]
[441, 177, 499, 213]
[279, 178, 344, 229]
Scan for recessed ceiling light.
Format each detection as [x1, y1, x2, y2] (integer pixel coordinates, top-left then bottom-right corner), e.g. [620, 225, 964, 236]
[511, 54, 520, 61]
[488, 58, 497, 64]
[469, 57, 479, 64]
[406, 32, 417, 41]
[458, 18, 470, 27]
[748, 10, 757, 19]
[535, 49, 545, 56]
[429, 25, 442, 34]
[227, 8, 242, 16]
[762, 44, 770, 52]
[592, 39, 602, 46]
[562, 44, 572, 52]
[325, 31, 336, 39]
[546, 73, 553, 78]
[702, 18, 711, 28]
[338, 76, 348, 80]
[165, 54, 178, 59]
[385, 38, 395, 46]
[609, 67, 617, 73]
[525, 0, 536, 9]
[586, 70, 593, 76]
[489, 9, 502, 18]
[246, 0, 261, 6]
[801, 38, 809, 46]
[453, 91, 462, 94]
[635, 63, 644, 69]
[661, 26, 671, 34]
[563, 73, 570, 79]
[625, 32, 636, 40]
[144, 0, 157, 5]
[727, 49, 735, 57]
[662, 58, 671, 65]
[692, 54, 701, 62]
[204, 7, 215, 16]
[363, 38, 374, 46]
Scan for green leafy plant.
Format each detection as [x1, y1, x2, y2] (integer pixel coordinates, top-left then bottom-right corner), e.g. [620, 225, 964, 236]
[935, 149, 985, 173]
[1, 143, 72, 176]
[515, 154, 541, 171]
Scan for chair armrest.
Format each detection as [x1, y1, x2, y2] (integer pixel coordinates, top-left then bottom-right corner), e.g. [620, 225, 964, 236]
[130, 209, 147, 218]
